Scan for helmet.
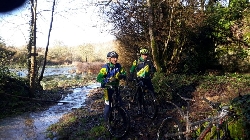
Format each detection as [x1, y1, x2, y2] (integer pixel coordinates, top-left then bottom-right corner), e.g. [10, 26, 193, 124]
[140, 48, 149, 55]
[107, 51, 119, 58]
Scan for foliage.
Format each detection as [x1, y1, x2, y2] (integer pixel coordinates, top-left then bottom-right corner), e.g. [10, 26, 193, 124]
[41, 74, 96, 90]
[100, 0, 250, 73]
[0, 40, 31, 118]
[0, 45, 16, 66]
[152, 72, 199, 101]
[44, 72, 250, 139]
[204, 0, 250, 73]
[152, 72, 250, 139]
[231, 94, 250, 139]
[46, 101, 109, 140]
[0, 73, 31, 118]
[46, 43, 111, 65]
[1, 42, 111, 68]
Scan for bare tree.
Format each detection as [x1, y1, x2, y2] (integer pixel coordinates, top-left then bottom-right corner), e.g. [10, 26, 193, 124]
[39, 0, 56, 82]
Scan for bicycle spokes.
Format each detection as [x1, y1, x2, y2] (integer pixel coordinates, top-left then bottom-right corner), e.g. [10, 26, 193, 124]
[143, 90, 158, 119]
[108, 107, 130, 138]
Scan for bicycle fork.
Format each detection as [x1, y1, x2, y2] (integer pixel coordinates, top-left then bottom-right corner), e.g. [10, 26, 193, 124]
[136, 87, 144, 114]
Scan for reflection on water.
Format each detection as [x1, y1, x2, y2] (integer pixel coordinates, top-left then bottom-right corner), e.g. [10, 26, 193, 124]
[0, 82, 101, 140]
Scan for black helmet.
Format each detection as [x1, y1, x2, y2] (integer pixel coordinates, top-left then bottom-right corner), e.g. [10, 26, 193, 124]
[107, 51, 119, 58]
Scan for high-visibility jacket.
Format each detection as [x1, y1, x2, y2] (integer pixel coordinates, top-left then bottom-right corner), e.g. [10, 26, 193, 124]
[130, 57, 156, 78]
[97, 63, 126, 87]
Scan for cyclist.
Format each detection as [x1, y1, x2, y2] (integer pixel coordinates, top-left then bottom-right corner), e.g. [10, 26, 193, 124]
[129, 48, 156, 113]
[96, 51, 126, 122]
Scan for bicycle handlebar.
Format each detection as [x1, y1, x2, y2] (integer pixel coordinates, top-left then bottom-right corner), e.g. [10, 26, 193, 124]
[104, 79, 119, 89]
[104, 84, 115, 89]
[202, 97, 221, 110]
[176, 93, 195, 102]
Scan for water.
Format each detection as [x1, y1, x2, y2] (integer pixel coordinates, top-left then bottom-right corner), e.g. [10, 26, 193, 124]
[0, 82, 101, 140]
[13, 66, 77, 78]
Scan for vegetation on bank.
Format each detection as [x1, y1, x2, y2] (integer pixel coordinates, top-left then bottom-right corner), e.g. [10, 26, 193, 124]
[153, 72, 250, 139]
[0, 65, 97, 119]
[46, 73, 250, 139]
[0, 45, 250, 138]
[0, 0, 250, 139]
[0, 40, 249, 139]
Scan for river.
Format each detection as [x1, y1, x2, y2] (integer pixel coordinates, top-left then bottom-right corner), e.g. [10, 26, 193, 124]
[0, 66, 101, 140]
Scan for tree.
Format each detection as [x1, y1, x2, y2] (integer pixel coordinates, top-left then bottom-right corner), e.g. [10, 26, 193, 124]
[77, 44, 95, 62]
[27, 0, 37, 97]
[39, 0, 56, 82]
[101, 0, 206, 73]
[101, 0, 250, 73]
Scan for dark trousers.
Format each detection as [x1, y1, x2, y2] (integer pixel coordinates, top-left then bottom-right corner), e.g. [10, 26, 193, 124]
[103, 87, 123, 122]
[143, 78, 154, 92]
[137, 78, 154, 111]
[104, 88, 113, 121]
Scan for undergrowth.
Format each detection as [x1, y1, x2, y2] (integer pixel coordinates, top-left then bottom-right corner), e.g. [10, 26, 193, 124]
[48, 72, 250, 139]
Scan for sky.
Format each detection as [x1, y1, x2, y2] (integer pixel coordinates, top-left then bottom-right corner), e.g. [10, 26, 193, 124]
[0, 0, 115, 47]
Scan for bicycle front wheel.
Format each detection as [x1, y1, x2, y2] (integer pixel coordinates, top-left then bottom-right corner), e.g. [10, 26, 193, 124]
[107, 106, 130, 138]
[143, 89, 158, 119]
[157, 117, 183, 140]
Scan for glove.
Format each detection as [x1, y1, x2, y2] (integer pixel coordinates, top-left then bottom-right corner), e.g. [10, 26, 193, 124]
[109, 77, 116, 82]
[118, 74, 126, 80]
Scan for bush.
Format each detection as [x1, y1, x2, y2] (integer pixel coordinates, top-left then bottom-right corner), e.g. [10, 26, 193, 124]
[152, 72, 199, 106]
[231, 94, 250, 139]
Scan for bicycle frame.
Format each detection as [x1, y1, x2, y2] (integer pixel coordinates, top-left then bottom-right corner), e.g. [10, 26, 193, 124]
[197, 106, 231, 140]
[126, 78, 158, 119]
[105, 84, 122, 108]
[104, 84, 130, 138]
[133, 78, 149, 97]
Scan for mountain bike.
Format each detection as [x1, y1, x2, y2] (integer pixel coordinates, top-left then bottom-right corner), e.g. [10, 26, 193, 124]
[157, 93, 236, 140]
[126, 77, 158, 120]
[105, 83, 130, 138]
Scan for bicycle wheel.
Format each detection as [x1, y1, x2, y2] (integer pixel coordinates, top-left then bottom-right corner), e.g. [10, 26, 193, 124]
[120, 87, 134, 110]
[107, 106, 130, 138]
[157, 117, 183, 140]
[142, 89, 158, 119]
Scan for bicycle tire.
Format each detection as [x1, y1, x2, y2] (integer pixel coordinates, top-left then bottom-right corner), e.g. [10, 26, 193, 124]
[107, 106, 130, 138]
[120, 87, 133, 110]
[157, 117, 183, 140]
[143, 89, 158, 119]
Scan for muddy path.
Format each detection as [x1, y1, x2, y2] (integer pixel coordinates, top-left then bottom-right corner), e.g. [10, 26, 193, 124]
[0, 82, 100, 140]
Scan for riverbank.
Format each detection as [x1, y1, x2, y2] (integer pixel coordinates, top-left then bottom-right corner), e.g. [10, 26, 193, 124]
[47, 73, 250, 139]
[0, 82, 101, 140]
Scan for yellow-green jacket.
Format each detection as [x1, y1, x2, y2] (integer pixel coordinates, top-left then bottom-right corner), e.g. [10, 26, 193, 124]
[130, 57, 156, 78]
[97, 63, 126, 87]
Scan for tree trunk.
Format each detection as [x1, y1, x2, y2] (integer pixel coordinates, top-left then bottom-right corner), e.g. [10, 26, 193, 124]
[29, 0, 37, 97]
[39, 0, 56, 82]
[164, 1, 175, 73]
[147, 0, 160, 72]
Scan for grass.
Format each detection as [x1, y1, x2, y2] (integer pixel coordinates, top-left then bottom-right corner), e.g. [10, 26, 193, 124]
[41, 74, 97, 90]
[45, 72, 250, 139]
[1, 71, 249, 139]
